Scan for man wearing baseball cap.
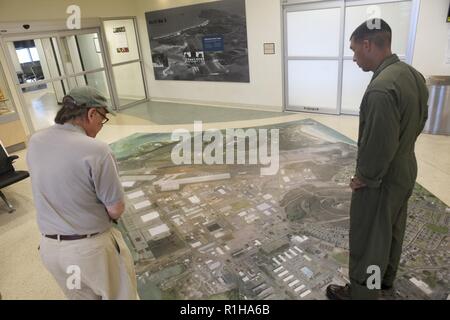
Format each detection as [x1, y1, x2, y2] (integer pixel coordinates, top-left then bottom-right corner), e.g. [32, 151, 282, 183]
[26, 86, 138, 299]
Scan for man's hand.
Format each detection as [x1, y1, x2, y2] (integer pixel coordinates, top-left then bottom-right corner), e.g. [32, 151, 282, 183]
[349, 176, 367, 191]
[106, 200, 125, 220]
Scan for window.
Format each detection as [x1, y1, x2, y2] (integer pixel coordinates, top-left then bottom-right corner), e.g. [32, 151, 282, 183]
[29, 47, 40, 62]
[16, 48, 32, 63]
[16, 47, 40, 64]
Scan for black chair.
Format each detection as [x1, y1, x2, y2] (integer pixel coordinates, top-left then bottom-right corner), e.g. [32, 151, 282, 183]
[0, 143, 29, 213]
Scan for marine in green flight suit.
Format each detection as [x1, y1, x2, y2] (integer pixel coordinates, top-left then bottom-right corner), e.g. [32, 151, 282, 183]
[327, 19, 429, 300]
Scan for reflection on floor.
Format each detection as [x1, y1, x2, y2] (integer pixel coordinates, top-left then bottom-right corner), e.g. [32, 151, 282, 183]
[120, 100, 290, 125]
[25, 93, 290, 129]
[24, 88, 144, 130]
[119, 98, 141, 108]
[0, 101, 449, 299]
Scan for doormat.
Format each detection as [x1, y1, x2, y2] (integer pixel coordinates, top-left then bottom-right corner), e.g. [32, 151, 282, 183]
[110, 118, 449, 300]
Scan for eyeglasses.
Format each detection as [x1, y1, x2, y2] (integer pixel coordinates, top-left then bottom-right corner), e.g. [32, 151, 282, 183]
[95, 109, 109, 124]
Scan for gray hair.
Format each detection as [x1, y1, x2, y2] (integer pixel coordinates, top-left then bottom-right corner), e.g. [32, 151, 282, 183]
[54, 95, 88, 124]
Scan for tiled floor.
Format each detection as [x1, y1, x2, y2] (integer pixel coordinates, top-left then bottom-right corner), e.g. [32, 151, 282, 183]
[0, 101, 449, 299]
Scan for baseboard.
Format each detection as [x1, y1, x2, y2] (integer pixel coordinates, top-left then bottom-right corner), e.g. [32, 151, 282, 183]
[149, 97, 283, 113]
[6, 142, 26, 153]
[119, 95, 143, 101]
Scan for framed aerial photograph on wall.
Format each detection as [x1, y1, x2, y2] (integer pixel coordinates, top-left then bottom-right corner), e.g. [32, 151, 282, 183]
[145, 0, 250, 82]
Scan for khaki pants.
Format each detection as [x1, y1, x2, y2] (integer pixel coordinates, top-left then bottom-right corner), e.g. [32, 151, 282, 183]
[39, 227, 139, 300]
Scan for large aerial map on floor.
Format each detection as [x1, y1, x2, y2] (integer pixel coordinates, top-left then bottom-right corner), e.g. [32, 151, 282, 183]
[110, 119, 449, 300]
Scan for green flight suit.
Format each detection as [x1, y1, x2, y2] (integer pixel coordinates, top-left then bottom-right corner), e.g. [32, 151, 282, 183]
[349, 54, 429, 299]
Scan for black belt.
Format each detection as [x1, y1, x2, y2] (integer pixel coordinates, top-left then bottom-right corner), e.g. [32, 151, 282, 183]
[44, 233, 99, 241]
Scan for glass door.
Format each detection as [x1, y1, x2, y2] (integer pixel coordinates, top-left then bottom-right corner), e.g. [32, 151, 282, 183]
[59, 29, 113, 103]
[341, 0, 414, 114]
[102, 18, 147, 110]
[284, 0, 418, 115]
[3, 28, 114, 132]
[284, 1, 344, 114]
[0, 60, 18, 120]
[6, 35, 67, 131]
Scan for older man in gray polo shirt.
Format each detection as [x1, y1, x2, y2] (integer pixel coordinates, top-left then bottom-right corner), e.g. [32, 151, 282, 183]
[27, 86, 138, 300]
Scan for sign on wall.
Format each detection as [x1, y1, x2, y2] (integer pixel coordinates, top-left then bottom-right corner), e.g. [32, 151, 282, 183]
[145, 0, 250, 82]
[113, 26, 129, 53]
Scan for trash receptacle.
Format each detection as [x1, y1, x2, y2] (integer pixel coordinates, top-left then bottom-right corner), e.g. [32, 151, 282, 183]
[423, 76, 450, 135]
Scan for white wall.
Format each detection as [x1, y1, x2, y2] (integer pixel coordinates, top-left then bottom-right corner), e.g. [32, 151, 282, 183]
[1, 0, 450, 130]
[134, 0, 450, 112]
[135, 0, 284, 111]
[412, 0, 450, 77]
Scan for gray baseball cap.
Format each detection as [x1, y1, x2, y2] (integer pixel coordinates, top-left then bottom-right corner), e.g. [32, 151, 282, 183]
[66, 86, 116, 115]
